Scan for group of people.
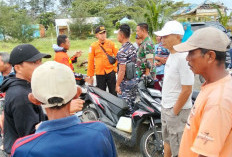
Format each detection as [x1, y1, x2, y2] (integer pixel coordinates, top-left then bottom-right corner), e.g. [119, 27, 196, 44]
[0, 19, 231, 157]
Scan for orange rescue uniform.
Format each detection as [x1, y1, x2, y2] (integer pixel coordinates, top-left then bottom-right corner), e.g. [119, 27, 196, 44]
[54, 51, 77, 71]
[179, 74, 232, 157]
[87, 39, 118, 76]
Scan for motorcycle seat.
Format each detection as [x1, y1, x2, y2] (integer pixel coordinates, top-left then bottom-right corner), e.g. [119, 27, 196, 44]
[90, 87, 128, 109]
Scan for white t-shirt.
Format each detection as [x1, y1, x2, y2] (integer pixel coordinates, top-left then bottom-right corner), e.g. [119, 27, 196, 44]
[161, 52, 194, 109]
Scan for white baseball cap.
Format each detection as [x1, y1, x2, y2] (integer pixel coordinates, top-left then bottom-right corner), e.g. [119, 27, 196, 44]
[154, 20, 184, 36]
[174, 27, 231, 52]
[31, 61, 77, 108]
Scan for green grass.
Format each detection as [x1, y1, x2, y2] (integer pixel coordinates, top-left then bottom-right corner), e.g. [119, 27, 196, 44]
[0, 36, 124, 74]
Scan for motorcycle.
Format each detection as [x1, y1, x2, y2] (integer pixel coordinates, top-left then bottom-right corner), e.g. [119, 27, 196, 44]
[81, 76, 163, 157]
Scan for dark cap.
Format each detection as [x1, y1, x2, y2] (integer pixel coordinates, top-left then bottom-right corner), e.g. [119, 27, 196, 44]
[95, 26, 106, 34]
[9, 44, 51, 66]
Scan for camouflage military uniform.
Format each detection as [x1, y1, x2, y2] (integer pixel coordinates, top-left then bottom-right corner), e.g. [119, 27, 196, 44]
[116, 42, 137, 112]
[137, 36, 156, 77]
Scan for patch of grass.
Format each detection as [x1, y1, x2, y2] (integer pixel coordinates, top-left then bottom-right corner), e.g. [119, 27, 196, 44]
[0, 36, 124, 74]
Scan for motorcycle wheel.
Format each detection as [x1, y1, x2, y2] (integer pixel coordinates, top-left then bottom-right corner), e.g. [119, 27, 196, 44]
[140, 127, 163, 157]
[81, 107, 99, 122]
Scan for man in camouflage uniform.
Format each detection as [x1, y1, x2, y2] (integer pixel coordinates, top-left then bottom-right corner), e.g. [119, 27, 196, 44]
[116, 24, 137, 113]
[136, 23, 155, 77]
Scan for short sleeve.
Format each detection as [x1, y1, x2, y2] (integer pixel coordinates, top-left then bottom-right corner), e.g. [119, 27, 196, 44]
[117, 51, 128, 65]
[191, 105, 232, 156]
[145, 44, 154, 59]
[178, 53, 194, 85]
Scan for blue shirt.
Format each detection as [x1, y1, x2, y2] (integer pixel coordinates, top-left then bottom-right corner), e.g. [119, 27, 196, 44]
[11, 115, 117, 157]
[0, 67, 15, 86]
[154, 43, 169, 75]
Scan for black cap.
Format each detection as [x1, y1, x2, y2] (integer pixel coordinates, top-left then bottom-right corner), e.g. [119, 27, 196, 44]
[9, 44, 51, 66]
[95, 26, 106, 34]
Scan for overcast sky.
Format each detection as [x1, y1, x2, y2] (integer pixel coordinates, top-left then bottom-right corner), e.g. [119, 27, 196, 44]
[174, 0, 232, 10]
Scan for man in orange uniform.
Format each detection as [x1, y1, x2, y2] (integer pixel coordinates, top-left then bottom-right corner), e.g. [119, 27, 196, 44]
[53, 35, 81, 71]
[87, 26, 118, 96]
[174, 27, 232, 157]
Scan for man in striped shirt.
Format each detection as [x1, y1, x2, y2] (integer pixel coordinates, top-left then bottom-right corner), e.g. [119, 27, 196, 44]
[116, 24, 137, 113]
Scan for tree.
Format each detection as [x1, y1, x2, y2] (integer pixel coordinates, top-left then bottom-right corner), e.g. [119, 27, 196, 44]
[38, 12, 56, 30]
[0, 3, 13, 41]
[144, 0, 163, 36]
[59, 0, 74, 8]
[213, 4, 230, 27]
[0, 2, 35, 42]
[28, 0, 41, 19]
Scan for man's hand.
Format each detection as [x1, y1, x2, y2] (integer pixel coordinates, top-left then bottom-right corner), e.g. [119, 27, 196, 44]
[85, 76, 94, 85]
[159, 57, 167, 64]
[115, 85, 121, 94]
[70, 98, 85, 114]
[75, 51, 82, 58]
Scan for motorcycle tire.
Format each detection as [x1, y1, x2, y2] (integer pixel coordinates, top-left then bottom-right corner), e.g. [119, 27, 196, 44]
[81, 107, 99, 122]
[140, 127, 163, 157]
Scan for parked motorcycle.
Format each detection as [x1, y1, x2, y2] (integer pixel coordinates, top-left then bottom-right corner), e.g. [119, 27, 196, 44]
[81, 76, 163, 157]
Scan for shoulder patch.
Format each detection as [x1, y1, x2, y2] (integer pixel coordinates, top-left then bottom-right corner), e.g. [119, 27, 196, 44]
[11, 131, 46, 156]
[89, 47, 92, 53]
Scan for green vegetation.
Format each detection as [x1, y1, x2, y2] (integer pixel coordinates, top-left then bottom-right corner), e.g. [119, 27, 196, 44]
[0, 37, 122, 74]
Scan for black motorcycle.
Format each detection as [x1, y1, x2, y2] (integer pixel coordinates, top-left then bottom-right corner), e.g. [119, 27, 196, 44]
[81, 77, 163, 157]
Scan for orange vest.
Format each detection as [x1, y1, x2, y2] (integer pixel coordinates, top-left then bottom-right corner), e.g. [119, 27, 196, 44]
[54, 52, 74, 71]
[87, 39, 118, 76]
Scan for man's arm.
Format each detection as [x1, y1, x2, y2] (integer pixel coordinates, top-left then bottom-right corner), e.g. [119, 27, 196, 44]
[116, 64, 126, 94]
[173, 85, 192, 115]
[12, 99, 41, 136]
[145, 58, 153, 75]
[87, 46, 95, 85]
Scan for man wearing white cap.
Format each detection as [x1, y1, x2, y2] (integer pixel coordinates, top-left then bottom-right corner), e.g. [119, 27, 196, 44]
[11, 61, 117, 157]
[154, 21, 194, 157]
[174, 27, 232, 157]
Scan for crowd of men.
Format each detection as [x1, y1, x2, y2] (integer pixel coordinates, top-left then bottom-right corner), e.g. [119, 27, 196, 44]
[0, 20, 231, 157]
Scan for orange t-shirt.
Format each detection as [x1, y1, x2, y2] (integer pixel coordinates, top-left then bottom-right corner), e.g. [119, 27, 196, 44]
[87, 39, 118, 76]
[54, 52, 74, 71]
[179, 74, 232, 157]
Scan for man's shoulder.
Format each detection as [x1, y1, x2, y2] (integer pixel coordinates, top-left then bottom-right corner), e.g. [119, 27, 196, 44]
[91, 41, 100, 47]
[207, 76, 232, 111]
[11, 131, 47, 156]
[54, 52, 68, 57]
[143, 37, 154, 45]
[79, 121, 108, 132]
[105, 39, 115, 45]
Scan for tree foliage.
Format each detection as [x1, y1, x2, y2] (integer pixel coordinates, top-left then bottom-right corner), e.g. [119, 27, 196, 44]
[213, 4, 230, 27]
[144, 0, 163, 36]
[38, 12, 56, 30]
[0, 2, 35, 42]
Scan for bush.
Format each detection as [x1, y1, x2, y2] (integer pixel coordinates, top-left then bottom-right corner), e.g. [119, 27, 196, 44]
[70, 19, 92, 40]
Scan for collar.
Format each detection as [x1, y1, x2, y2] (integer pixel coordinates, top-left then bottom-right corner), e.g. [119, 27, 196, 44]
[121, 42, 130, 48]
[36, 115, 81, 133]
[201, 74, 231, 90]
[142, 36, 150, 44]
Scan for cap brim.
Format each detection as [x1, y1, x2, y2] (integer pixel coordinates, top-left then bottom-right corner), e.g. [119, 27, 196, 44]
[25, 53, 51, 62]
[98, 30, 106, 34]
[154, 30, 171, 37]
[174, 42, 199, 52]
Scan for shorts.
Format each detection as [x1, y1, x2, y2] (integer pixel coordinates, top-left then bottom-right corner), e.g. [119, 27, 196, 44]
[161, 107, 190, 156]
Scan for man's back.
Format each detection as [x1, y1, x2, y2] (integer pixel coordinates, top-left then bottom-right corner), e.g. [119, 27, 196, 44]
[11, 115, 117, 157]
